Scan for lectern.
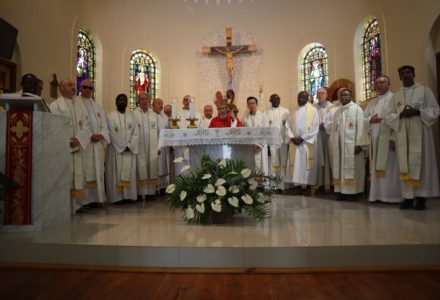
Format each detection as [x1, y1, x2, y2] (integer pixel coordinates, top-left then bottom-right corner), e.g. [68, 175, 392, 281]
[0, 96, 71, 231]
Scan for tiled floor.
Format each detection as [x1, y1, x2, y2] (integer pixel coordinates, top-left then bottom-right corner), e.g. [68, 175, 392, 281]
[1, 194, 439, 268]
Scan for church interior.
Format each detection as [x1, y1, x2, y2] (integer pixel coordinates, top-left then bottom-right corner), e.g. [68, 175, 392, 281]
[1, 0, 440, 298]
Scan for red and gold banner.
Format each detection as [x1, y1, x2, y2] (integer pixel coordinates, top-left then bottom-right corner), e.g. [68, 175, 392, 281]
[5, 111, 33, 225]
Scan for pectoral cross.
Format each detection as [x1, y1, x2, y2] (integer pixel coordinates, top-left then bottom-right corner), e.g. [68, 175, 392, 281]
[203, 27, 257, 85]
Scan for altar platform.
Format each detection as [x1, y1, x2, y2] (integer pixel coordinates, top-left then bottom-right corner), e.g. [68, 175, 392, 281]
[0, 194, 439, 270]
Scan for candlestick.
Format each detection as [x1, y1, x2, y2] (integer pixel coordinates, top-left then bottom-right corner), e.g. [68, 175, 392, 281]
[189, 99, 195, 118]
[171, 101, 177, 118]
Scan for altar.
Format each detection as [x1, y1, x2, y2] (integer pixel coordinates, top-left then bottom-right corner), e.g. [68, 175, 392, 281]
[158, 127, 282, 174]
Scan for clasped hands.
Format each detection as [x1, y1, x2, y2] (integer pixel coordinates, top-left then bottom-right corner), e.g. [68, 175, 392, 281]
[399, 105, 420, 119]
[291, 136, 304, 146]
[91, 134, 104, 143]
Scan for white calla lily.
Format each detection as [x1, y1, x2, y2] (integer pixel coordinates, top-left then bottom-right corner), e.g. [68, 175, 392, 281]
[180, 190, 187, 201]
[249, 179, 258, 190]
[185, 207, 195, 219]
[228, 171, 238, 175]
[203, 184, 215, 193]
[257, 193, 266, 203]
[215, 178, 226, 186]
[196, 194, 207, 202]
[211, 200, 222, 212]
[228, 185, 240, 194]
[202, 174, 212, 180]
[217, 159, 227, 168]
[216, 185, 227, 196]
[228, 196, 239, 208]
[166, 184, 176, 194]
[173, 157, 184, 163]
[241, 168, 252, 178]
[181, 165, 191, 172]
[196, 203, 205, 213]
[241, 193, 253, 204]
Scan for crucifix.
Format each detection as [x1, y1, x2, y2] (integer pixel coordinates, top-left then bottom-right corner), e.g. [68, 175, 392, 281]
[202, 27, 257, 85]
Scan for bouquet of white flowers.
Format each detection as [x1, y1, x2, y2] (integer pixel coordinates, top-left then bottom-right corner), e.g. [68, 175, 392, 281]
[166, 155, 279, 224]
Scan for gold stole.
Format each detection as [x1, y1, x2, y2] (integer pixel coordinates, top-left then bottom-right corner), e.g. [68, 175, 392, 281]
[394, 86, 424, 187]
[288, 103, 315, 174]
[134, 109, 159, 186]
[374, 93, 393, 177]
[111, 111, 134, 191]
[332, 103, 358, 186]
[56, 98, 89, 197]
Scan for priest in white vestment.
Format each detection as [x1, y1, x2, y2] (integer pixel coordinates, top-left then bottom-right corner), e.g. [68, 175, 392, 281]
[285, 91, 319, 194]
[266, 94, 291, 190]
[383, 65, 440, 210]
[78, 79, 110, 207]
[133, 92, 160, 199]
[199, 104, 213, 129]
[330, 89, 369, 200]
[174, 95, 201, 175]
[49, 79, 92, 214]
[314, 88, 334, 192]
[243, 96, 269, 174]
[153, 98, 169, 192]
[106, 93, 139, 204]
[364, 75, 401, 203]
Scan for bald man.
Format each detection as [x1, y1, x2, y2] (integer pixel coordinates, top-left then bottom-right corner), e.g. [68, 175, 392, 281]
[200, 104, 213, 128]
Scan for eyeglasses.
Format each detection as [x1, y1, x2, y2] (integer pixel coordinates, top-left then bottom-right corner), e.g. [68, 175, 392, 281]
[82, 86, 94, 90]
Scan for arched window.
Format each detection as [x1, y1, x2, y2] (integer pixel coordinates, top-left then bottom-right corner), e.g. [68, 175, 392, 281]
[76, 29, 96, 95]
[300, 43, 329, 103]
[129, 50, 158, 109]
[362, 17, 381, 101]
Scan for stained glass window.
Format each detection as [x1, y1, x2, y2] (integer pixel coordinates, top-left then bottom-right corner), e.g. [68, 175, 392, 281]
[76, 29, 96, 95]
[129, 50, 157, 109]
[301, 43, 328, 103]
[362, 17, 381, 101]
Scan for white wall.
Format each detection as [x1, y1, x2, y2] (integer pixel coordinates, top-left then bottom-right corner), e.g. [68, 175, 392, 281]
[1, 0, 440, 115]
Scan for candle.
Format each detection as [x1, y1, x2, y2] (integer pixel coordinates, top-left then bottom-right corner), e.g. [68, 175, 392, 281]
[189, 99, 195, 118]
[171, 101, 177, 118]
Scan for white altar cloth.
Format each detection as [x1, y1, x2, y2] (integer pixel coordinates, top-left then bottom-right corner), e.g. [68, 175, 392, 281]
[158, 127, 282, 148]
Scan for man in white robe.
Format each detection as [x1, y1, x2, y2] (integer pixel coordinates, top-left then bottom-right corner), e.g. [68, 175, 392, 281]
[383, 65, 440, 210]
[78, 79, 110, 208]
[243, 96, 269, 174]
[364, 75, 401, 203]
[331, 88, 369, 200]
[153, 97, 169, 193]
[133, 92, 160, 200]
[285, 91, 319, 195]
[199, 104, 213, 129]
[49, 79, 92, 214]
[266, 94, 291, 191]
[314, 88, 333, 192]
[106, 93, 139, 204]
[174, 95, 200, 174]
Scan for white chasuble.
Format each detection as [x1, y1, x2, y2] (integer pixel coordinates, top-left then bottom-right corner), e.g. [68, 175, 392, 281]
[285, 103, 319, 185]
[266, 106, 291, 188]
[49, 96, 92, 198]
[133, 107, 159, 196]
[331, 102, 369, 194]
[243, 110, 269, 174]
[364, 92, 401, 203]
[106, 110, 139, 202]
[82, 97, 110, 205]
[384, 83, 440, 198]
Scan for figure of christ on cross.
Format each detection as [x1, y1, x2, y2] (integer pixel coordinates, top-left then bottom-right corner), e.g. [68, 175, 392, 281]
[203, 27, 257, 85]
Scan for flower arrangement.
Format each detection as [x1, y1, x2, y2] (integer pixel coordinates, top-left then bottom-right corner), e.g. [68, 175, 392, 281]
[166, 155, 279, 224]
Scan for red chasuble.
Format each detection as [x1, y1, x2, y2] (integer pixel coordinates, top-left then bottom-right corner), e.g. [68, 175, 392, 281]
[209, 114, 243, 128]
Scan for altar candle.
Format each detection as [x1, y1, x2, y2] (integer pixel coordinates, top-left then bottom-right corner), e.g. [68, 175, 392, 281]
[189, 99, 195, 118]
[172, 101, 177, 118]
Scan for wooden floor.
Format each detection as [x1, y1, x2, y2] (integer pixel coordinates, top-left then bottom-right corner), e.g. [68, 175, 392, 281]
[0, 268, 440, 299]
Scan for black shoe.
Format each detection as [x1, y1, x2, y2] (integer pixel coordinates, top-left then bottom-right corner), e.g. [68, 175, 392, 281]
[337, 193, 348, 201]
[87, 202, 104, 208]
[414, 197, 426, 210]
[399, 198, 414, 209]
[75, 207, 87, 213]
[114, 200, 126, 206]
